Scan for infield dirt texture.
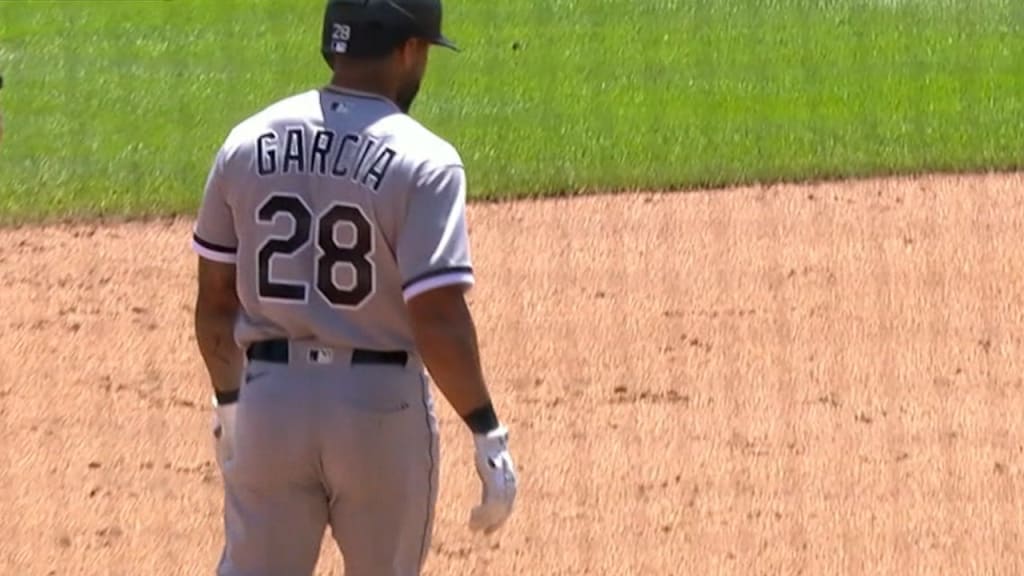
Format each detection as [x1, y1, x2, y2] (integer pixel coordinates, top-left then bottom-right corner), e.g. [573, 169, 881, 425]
[3, 172, 1024, 575]
[2, 0, 1024, 574]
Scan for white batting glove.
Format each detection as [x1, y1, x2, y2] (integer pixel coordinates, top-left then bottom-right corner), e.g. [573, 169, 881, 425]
[469, 425, 518, 535]
[211, 397, 238, 469]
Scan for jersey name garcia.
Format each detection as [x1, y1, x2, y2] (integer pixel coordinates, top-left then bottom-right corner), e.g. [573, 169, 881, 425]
[255, 127, 396, 192]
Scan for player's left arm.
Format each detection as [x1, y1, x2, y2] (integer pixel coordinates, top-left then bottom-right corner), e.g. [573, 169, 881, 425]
[192, 143, 243, 404]
[195, 257, 242, 399]
[194, 254, 241, 469]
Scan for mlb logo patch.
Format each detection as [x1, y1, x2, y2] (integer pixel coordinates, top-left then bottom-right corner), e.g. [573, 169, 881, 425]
[308, 348, 334, 364]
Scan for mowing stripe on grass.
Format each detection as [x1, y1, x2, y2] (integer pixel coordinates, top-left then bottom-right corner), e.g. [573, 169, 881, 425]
[0, 0, 1021, 221]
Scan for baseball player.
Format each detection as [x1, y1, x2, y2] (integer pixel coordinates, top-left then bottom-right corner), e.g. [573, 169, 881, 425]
[190, 1, 517, 574]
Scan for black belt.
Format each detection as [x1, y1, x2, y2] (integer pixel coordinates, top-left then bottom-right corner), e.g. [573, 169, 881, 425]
[246, 339, 408, 367]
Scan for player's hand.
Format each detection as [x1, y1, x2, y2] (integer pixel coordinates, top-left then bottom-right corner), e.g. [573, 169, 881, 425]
[469, 425, 517, 535]
[211, 398, 238, 469]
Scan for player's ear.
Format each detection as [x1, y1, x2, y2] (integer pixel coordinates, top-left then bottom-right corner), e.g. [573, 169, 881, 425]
[397, 37, 427, 67]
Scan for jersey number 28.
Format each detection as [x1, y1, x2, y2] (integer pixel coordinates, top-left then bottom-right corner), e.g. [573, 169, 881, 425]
[256, 193, 374, 308]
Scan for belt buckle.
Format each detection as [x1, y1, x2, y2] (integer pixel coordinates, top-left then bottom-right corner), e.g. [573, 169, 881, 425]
[307, 347, 334, 364]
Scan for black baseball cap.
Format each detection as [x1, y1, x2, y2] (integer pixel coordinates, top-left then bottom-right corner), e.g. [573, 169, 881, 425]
[322, 0, 458, 60]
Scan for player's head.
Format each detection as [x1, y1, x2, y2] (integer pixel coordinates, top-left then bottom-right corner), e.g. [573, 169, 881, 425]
[321, 0, 458, 113]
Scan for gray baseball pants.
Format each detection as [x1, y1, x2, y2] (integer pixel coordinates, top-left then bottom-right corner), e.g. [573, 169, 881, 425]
[215, 339, 439, 576]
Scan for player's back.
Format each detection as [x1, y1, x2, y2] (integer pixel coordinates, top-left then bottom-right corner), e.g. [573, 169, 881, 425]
[192, 86, 474, 352]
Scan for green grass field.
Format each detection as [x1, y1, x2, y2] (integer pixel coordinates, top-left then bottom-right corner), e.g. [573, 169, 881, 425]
[0, 0, 1021, 221]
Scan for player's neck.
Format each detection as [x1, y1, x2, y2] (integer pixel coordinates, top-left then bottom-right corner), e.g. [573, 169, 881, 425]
[329, 72, 398, 106]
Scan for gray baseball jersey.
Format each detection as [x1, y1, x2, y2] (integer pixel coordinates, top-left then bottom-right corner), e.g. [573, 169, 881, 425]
[192, 86, 474, 351]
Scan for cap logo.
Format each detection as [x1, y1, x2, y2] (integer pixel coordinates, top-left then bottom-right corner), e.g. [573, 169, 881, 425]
[332, 23, 351, 53]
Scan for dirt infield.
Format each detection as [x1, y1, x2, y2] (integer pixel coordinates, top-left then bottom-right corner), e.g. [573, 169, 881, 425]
[1, 172, 1022, 575]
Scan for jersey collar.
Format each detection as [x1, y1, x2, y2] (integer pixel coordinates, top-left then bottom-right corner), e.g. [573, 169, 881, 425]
[321, 85, 401, 112]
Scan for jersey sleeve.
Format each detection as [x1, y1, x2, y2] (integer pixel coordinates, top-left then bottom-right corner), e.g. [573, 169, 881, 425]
[191, 145, 238, 263]
[396, 163, 474, 302]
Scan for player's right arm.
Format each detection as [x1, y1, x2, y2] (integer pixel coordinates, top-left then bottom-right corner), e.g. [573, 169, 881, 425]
[407, 284, 493, 429]
[398, 160, 517, 535]
[398, 162, 494, 426]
